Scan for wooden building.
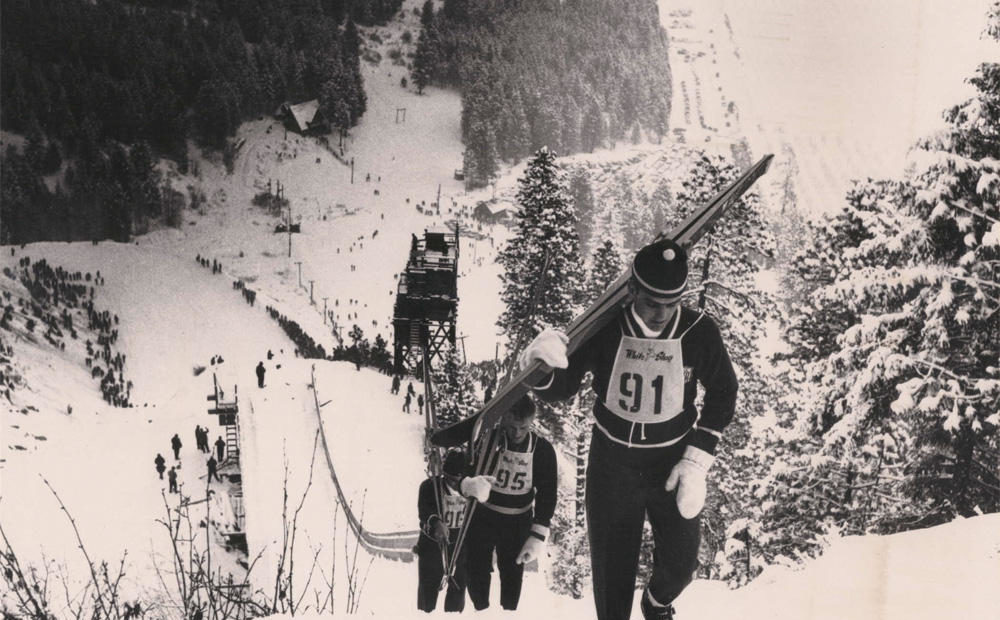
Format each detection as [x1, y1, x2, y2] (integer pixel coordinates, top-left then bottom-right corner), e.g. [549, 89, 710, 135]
[278, 99, 328, 135]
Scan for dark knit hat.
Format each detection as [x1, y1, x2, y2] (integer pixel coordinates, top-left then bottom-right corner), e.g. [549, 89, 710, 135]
[442, 449, 466, 478]
[631, 238, 688, 301]
[508, 394, 536, 420]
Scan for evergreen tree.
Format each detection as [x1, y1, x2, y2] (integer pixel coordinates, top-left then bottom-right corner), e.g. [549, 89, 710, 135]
[586, 239, 623, 304]
[462, 113, 499, 190]
[568, 170, 595, 250]
[411, 0, 438, 94]
[431, 344, 478, 428]
[497, 147, 585, 346]
[769, 15, 1000, 554]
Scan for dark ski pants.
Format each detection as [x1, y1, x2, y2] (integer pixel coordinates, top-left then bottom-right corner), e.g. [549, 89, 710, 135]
[417, 538, 467, 612]
[586, 429, 700, 620]
[465, 507, 531, 610]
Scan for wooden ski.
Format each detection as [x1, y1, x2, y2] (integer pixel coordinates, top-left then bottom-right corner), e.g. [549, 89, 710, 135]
[431, 153, 773, 448]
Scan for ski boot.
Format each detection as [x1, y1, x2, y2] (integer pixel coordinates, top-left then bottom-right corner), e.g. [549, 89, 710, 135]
[640, 589, 675, 620]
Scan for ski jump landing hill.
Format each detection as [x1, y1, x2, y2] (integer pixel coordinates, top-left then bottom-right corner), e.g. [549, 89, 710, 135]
[308, 365, 419, 560]
[239, 357, 427, 587]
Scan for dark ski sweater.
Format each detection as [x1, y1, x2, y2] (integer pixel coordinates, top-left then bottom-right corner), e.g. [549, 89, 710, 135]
[417, 477, 465, 550]
[533, 305, 737, 455]
[475, 430, 558, 540]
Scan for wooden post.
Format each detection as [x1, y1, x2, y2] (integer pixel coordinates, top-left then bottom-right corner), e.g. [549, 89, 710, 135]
[351, 158, 355, 184]
[295, 262, 302, 288]
[323, 297, 328, 324]
[309, 280, 315, 304]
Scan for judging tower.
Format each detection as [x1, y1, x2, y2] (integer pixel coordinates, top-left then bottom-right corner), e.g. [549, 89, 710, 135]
[393, 226, 459, 374]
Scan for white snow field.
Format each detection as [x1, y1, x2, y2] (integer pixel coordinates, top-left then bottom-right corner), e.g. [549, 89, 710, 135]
[660, 0, 1000, 215]
[3, 0, 1000, 618]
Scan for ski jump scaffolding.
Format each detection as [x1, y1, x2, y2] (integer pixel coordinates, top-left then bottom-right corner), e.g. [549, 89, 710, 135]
[308, 365, 418, 561]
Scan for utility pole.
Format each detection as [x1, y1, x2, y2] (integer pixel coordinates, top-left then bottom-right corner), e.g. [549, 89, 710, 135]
[436, 184, 441, 212]
[295, 262, 302, 288]
[283, 182, 292, 259]
[322, 297, 328, 324]
[309, 280, 315, 304]
[351, 158, 355, 184]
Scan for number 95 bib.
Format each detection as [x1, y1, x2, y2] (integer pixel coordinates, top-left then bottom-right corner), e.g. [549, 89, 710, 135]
[604, 335, 685, 423]
[491, 451, 533, 496]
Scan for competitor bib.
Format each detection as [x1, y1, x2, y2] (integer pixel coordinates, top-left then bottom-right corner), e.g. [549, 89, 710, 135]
[604, 335, 685, 423]
[441, 492, 466, 530]
[491, 450, 533, 496]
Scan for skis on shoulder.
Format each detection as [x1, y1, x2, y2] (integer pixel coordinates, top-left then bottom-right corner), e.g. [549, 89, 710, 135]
[431, 154, 773, 449]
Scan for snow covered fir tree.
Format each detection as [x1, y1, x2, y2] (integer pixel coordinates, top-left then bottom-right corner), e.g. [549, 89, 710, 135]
[497, 146, 585, 344]
[2, 0, 1000, 618]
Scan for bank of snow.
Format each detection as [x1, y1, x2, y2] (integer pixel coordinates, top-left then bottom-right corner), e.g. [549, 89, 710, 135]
[261, 512, 1000, 619]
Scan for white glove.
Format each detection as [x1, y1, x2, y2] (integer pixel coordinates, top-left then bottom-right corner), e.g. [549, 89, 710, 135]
[460, 475, 496, 503]
[516, 535, 545, 565]
[664, 446, 714, 519]
[518, 329, 569, 371]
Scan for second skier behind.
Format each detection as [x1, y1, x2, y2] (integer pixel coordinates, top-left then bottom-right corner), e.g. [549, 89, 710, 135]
[416, 450, 471, 613]
[462, 395, 558, 611]
[520, 238, 738, 620]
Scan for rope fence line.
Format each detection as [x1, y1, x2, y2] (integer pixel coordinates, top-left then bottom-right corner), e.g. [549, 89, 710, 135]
[309, 365, 418, 562]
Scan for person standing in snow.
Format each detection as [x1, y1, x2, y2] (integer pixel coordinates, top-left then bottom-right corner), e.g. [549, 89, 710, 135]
[215, 436, 225, 462]
[154, 453, 166, 480]
[436, 395, 557, 612]
[519, 238, 738, 620]
[167, 466, 178, 494]
[415, 450, 478, 613]
[392, 375, 401, 395]
[256, 361, 266, 388]
[170, 433, 182, 460]
[404, 392, 412, 414]
[207, 455, 221, 483]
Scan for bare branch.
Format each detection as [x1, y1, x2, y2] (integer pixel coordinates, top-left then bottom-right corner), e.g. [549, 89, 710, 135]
[41, 476, 110, 620]
[288, 430, 321, 613]
[0, 518, 51, 618]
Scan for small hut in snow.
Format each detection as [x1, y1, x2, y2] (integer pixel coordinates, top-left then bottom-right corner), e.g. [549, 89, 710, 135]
[278, 100, 328, 135]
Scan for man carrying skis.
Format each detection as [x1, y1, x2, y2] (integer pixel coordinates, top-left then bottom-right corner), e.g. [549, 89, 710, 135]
[442, 395, 557, 611]
[520, 238, 738, 620]
[416, 450, 471, 613]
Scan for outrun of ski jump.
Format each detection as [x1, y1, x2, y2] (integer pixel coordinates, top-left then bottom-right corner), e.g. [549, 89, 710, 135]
[1, 0, 999, 619]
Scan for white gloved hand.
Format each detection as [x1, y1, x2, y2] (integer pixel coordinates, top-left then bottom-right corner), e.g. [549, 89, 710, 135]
[516, 536, 545, 565]
[664, 446, 714, 519]
[460, 475, 496, 503]
[518, 328, 569, 371]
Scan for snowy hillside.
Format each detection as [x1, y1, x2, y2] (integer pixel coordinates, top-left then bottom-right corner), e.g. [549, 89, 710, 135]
[3, 0, 999, 618]
[257, 512, 1000, 619]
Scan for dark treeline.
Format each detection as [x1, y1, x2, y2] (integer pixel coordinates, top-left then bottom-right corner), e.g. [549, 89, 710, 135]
[412, 0, 673, 188]
[0, 0, 397, 244]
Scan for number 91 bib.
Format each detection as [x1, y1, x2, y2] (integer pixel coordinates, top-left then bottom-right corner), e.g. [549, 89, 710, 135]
[605, 335, 685, 423]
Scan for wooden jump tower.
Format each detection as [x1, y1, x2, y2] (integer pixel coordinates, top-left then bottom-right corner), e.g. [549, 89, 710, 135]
[393, 226, 460, 374]
[205, 374, 247, 553]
